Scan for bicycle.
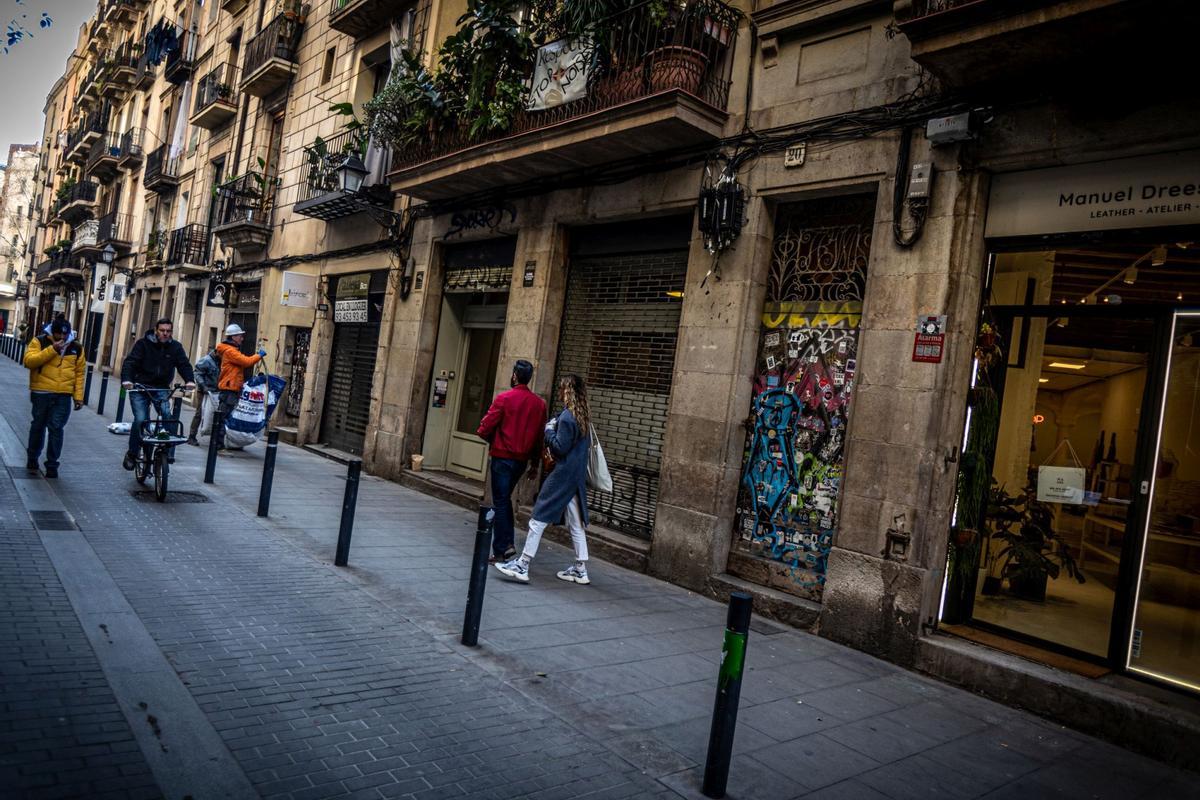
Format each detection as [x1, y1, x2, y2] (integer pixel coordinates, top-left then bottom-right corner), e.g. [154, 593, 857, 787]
[128, 383, 190, 502]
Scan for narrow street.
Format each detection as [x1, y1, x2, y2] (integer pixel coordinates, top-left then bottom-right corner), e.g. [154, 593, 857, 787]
[1, 354, 1196, 800]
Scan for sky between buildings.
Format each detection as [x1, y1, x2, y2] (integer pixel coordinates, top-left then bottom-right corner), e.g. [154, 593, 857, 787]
[0, 0, 94, 163]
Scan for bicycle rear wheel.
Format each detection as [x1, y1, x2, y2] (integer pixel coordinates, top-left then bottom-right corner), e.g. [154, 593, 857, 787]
[153, 449, 168, 501]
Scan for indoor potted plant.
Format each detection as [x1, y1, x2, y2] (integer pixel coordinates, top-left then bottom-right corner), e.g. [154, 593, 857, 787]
[988, 480, 1085, 602]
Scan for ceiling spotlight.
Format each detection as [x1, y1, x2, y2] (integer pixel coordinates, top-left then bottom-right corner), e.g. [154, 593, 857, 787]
[1124, 267, 1137, 285]
[1151, 245, 1167, 266]
[1178, 292, 1184, 301]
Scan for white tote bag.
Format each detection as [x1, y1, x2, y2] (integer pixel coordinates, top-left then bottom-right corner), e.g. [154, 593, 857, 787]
[586, 425, 613, 493]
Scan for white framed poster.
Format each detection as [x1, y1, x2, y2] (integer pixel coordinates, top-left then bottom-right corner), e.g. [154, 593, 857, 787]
[1037, 466, 1086, 505]
[281, 271, 317, 308]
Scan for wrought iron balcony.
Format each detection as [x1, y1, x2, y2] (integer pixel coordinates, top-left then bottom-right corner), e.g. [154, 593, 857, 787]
[98, 211, 133, 250]
[144, 145, 181, 193]
[108, 0, 139, 26]
[80, 58, 106, 101]
[293, 128, 376, 220]
[65, 108, 108, 164]
[192, 64, 240, 130]
[55, 181, 99, 225]
[144, 228, 168, 267]
[164, 29, 197, 85]
[102, 40, 141, 96]
[165, 223, 211, 272]
[389, 0, 740, 200]
[241, 9, 305, 98]
[36, 251, 81, 282]
[330, 0, 412, 40]
[214, 173, 276, 253]
[133, 48, 156, 89]
[86, 132, 122, 183]
[118, 128, 145, 170]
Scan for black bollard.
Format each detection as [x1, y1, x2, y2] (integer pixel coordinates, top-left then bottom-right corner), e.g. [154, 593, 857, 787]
[257, 430, 279, 517]
[97, 371, 110, 415]
[83, 364, 94, 405]
[115, 386, 126, 423]
[204, 409, 223, 484]
[461, 506, 496, 647]
[702, 592, 753, 799]
[333, 459, 362, 567]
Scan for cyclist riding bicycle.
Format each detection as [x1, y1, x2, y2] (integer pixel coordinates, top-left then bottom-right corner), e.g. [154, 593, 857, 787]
[120, 317, 196, 470]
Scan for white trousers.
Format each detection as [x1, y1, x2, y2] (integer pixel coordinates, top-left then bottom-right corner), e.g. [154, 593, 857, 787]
[521, 497, 589, 562]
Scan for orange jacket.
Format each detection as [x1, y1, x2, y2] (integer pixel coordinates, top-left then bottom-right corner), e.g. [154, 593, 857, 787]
[215, 342, 262, 392]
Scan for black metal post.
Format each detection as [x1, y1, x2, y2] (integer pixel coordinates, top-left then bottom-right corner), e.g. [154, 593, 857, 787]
[172, 395, 183, 421]
[333, 459, 362, 567]
[97, 370, 110, 415]
[461, 506, 496, 647]
[115, 386, 126, 422]
[257, 430, 279, 517]
[702, 592, 753, 799]
[204, 409, 223, 484]
[83, 364, 94, 405]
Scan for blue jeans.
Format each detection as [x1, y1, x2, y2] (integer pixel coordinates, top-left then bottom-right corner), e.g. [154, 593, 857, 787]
[128, 389, 173, 458]
[28, 392, 72, 469]
[490, 457, 526, 558]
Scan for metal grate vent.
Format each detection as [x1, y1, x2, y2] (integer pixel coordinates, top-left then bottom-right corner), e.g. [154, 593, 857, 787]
[29, 510, 78, 531]
[130, 490, 210, 504]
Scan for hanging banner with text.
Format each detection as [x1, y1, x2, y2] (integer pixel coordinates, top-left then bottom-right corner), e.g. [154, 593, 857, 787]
[526, 38, 593, 111]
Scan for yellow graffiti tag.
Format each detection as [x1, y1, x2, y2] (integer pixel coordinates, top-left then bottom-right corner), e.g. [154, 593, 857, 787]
[762, 301, 862, 329]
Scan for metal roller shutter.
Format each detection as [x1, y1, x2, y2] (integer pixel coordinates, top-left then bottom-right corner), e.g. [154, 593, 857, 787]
[553, 249, 687, 539]
[320, 321, 380, 455]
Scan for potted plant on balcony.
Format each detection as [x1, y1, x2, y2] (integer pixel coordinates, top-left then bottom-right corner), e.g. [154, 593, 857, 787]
[216, 82, 233, 101]
[647, 0, 740, 97]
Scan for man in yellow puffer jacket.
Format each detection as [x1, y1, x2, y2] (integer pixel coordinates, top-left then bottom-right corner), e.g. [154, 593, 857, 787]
[23, 317, 85, 478]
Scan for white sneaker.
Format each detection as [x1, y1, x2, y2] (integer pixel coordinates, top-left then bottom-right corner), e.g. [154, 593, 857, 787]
[556, 564, 590, 585]
[495, 558, 530, 583]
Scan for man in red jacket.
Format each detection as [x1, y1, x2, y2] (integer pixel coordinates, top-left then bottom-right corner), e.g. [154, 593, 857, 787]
[477, 360, 547, 562]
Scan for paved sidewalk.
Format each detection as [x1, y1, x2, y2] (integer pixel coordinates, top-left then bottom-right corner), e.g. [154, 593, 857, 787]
[1, 352, 1197, 800]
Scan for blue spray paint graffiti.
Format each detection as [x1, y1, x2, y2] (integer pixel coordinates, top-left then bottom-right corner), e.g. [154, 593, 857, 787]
[734, 301, 859, 599]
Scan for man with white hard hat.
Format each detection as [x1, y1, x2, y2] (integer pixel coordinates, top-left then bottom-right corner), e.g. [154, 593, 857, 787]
[212, 323, 265, 451]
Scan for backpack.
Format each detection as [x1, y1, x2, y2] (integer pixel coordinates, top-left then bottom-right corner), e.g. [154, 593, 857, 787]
[195, 350, 221, 389]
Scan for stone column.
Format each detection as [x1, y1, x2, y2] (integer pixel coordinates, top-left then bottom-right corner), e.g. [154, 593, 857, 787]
[818, 155, 990, 665]
[648, 198, 772, 591]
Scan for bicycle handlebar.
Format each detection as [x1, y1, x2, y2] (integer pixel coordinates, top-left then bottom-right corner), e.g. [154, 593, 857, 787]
[128, 383, 190, 396]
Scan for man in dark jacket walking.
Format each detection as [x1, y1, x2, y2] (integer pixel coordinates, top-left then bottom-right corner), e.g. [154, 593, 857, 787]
[476, 360, 547, 562]
[120, 318, 196, 470]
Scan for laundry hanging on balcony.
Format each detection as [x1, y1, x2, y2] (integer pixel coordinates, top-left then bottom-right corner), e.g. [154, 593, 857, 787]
[527, 38, 595, 111]
[144, 20, 180, 66]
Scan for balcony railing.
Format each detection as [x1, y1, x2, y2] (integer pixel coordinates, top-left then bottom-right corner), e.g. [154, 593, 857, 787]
[98, 210, 133, 246]
[165, 223, 210, 267]
[390, 0, 739, 174]
[144, 145, 181, 191]
[65, 108, 108, 161]
[103, 39, 141, 93]
[164, 29, 197, 84]
[86, 132, 122, 181]
[216, 173, 277, 228]
[55, 181, 99, 216]
[192, 64, 240, 128]
[134, 48, 156, 88]
[36, 251, 79, 281]
[144, 229, 168, 264]
[71, 220, 101, 252]
[241, 10, 305, 96]
[300, 129, 365, 203]
[118, 128, 145, 168]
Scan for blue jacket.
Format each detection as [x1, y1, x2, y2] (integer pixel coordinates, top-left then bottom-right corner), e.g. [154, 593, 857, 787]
[531, 408, 590, 527]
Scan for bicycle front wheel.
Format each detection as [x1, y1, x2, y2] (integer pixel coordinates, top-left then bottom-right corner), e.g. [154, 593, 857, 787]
[153, 449, 168, 501]
[135, 451, 149, 485]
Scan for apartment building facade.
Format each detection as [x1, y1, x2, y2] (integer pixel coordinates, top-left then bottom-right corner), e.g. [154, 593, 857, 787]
[0, 145, 38, 333]
[25, 0, 1200, 760]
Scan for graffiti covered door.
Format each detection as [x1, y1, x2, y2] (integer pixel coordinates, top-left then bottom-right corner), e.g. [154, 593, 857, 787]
[733, 194, 875, 601]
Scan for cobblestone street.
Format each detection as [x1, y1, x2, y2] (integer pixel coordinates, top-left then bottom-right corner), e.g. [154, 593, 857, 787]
[1, 355, 1197, 800]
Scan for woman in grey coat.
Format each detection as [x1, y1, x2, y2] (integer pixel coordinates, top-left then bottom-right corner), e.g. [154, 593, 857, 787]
[496, 374, 592, 585]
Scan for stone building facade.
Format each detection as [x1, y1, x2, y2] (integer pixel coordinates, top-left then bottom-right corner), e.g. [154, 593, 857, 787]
[0, 145, 39, 332]
[24, 0, 1200, 761]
